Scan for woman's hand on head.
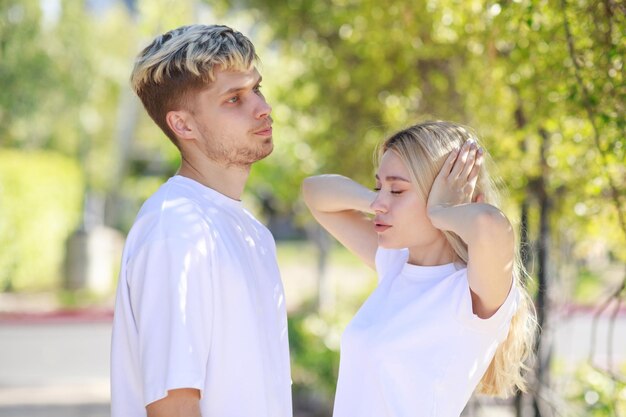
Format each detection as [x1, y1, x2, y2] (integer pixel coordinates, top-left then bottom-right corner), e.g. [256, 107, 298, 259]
[427, 139, 483, 215]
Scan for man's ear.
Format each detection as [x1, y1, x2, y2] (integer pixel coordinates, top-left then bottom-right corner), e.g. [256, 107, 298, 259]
[166, 110, 195, 141]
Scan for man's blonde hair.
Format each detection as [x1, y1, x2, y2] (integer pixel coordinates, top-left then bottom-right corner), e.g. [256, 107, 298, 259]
[130, 24, 258, 145]
[380, 121, 538, 397]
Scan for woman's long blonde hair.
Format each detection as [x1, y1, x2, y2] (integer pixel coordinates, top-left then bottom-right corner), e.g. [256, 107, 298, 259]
[380, 121, 537, 397]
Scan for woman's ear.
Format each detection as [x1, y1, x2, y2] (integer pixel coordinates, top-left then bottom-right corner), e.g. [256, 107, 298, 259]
[166, 110, 195, 141]
[473, 192, 485, 203]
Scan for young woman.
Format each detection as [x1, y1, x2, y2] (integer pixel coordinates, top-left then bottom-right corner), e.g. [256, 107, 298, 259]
[302, 121, 536, 416]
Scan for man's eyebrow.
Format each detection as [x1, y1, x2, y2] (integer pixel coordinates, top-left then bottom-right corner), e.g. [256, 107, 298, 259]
[219, 75, 262, 96]
[374, 174, 410, 182]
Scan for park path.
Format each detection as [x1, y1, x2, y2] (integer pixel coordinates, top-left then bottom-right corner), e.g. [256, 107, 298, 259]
[0, 313, 111, 417]
[0, 282, 624, 417]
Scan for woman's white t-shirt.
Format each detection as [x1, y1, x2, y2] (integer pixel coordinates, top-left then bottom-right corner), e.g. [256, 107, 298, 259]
[333, 247, 519, 417]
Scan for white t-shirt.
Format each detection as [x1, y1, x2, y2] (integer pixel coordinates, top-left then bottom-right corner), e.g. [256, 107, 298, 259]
[333, 247, 519, 417]
[111, 176, 292, 417]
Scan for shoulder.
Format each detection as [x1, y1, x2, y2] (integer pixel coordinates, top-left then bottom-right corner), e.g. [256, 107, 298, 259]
[125, 180, 220, 259]
[242, 208, 276, 240]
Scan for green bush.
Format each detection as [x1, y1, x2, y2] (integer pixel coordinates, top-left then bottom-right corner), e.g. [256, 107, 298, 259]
[566, 363, 626, 416]
[0, 150, 83, 291]
[289, 308, 342, 396]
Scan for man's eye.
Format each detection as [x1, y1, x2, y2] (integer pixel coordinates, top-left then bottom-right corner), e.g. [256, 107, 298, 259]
[227, 96, 239, 103]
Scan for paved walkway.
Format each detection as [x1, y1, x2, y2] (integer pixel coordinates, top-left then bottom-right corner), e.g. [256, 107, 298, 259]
[1, 291, 624, 417]
[0, 293, 112, 417]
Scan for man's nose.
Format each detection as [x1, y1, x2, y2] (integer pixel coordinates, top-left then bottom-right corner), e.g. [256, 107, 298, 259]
[255, 95, 272, 119]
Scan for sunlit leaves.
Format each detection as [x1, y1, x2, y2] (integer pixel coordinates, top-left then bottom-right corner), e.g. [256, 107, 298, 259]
[221, 0, 625, 262]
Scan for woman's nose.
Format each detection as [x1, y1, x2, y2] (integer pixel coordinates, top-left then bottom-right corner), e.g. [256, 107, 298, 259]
[370, 194, 387, 213]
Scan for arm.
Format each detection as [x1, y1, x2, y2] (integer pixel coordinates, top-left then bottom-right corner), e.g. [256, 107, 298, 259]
[427, 142, 514, 318]
[302, 174, 378, 269]
[129, 238, 211, 416]
[147, 388, 201, 417]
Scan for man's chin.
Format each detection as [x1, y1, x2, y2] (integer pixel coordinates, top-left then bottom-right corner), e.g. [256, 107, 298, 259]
[255, 139, 274, 161]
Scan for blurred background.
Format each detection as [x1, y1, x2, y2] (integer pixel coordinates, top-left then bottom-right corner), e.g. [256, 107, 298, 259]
[0, 0, 624, 416]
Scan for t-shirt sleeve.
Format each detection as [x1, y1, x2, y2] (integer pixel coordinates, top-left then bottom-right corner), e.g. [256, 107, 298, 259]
[126, 237, 213, 406]
[374, 247, 409, 283]
[456, 273, 519, 339]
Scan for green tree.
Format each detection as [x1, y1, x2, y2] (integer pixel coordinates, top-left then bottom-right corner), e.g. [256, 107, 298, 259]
[213, 0, 625, 414]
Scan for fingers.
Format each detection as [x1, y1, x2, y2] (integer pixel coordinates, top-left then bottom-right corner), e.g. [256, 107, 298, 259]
[468, 147, 483, 202]
[439, 146, 460, 178]
[468, 147, 483, 181]
[449, 140, 479, 181]
[448, 141, 468, 179]
[459, 146, 477, 180]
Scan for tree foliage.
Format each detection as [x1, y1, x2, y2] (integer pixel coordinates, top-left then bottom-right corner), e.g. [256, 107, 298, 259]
[210, 0, 625, 411]
[0, 150, 83, 291]
[214, 0, 625, 260]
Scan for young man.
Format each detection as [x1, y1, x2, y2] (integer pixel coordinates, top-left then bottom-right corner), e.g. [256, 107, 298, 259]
[110, 25, 292, 417]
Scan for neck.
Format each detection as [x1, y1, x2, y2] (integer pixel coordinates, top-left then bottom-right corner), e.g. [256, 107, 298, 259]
[178, 154, 250, 201]
[407, 234, 456, 266]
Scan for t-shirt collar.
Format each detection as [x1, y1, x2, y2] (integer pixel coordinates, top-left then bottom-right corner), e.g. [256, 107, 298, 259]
[401, 261, 460, 281]
[171, 175, 243, 209]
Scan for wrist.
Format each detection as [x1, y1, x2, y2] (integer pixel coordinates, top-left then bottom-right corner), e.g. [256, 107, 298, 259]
[427, 203, 457, 231]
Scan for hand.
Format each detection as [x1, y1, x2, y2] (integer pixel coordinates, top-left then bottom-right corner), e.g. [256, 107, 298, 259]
[427, 140, 483, 213]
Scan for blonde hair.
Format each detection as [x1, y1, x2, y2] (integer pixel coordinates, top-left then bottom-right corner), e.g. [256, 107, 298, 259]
[380, 121, 537, 397]
[130, 24, 258, 144]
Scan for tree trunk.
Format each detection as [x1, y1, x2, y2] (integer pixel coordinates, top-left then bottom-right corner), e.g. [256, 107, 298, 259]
[515, 199, 531, 417]
[105, 87, 140, 229]
[514, 102, 532, 417]
[306, 224, 332, 313]
[532, 128, 553, 417]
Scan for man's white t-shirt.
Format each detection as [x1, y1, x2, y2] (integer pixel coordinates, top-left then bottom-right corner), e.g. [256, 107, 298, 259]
[333, 247, 519, 417]
[111, 175, 292, 417]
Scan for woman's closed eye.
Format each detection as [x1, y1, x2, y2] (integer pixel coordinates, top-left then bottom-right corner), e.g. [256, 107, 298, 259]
[373, 186, 404, 195]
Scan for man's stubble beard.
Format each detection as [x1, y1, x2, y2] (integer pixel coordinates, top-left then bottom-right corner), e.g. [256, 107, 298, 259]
[200, 129, 274, 169]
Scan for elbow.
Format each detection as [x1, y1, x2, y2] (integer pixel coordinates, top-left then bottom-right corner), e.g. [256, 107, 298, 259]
[302, 175, 330, 209]
[301, 176, 316, 192]
[301, 176, 317, 207]
[302, 175, 343, 206]
[473, 207, 514, 246]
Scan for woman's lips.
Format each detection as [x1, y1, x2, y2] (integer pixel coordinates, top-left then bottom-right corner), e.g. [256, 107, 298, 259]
[374, 223, 391, 233]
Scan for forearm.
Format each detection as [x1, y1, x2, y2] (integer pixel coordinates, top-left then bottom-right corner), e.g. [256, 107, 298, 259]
[302, 175, 375, 214]
[428, 203, 513, 246]
[146, 389, 201, 417]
